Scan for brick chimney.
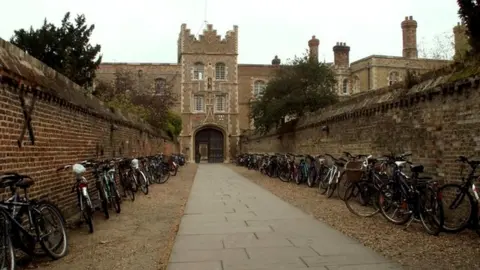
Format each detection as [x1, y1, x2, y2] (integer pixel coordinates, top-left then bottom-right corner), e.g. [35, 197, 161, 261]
[401, 16, 418, 59]
[333, 42, 350, 67]
[308, 36, 319, 63]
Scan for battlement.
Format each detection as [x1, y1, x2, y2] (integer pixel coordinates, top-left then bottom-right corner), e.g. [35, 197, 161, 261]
[178, 23, 238, 55]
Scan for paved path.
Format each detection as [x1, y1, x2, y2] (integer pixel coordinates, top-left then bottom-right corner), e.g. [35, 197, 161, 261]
[167, 165, 402, 270]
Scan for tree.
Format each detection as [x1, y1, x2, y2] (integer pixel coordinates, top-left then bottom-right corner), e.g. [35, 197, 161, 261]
[94, 68, 180, 137]
[457, 0, 480, 55]
[10, 12, 102, 88]
[250, 54, 337, 134]
[418, 32, 455, 60]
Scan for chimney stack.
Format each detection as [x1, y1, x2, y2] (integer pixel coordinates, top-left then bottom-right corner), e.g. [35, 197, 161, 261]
[333, 42, 350, 67]
[401, 16, 418, 59]
[308, 36, 319, 63]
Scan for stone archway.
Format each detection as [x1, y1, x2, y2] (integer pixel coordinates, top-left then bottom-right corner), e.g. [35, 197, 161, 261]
[194, 127, 225, 163]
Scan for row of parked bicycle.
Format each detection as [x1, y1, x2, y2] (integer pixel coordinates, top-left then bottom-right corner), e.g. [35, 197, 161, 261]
[0, 153, 185, 270]
[235, 152, 480, 237]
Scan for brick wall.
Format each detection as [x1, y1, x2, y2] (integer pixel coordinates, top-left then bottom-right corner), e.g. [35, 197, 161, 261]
[0, 39, 177, 217]
[241, 72, 480, 184]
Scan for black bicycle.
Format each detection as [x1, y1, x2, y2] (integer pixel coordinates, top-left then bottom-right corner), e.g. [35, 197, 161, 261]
[0, 172, 68, 268]
[439, 156, 480, 235]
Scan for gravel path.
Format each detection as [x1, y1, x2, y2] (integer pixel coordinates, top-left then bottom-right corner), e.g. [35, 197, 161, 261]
[228, 164, 480, 270]
[36, 164, 197, 270]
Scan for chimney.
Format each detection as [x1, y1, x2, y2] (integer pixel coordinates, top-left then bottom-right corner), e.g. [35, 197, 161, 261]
[453, 22, 469, 59]
[308, 36, 320, 63]
[333, 42, 350, 67]
[401, 16, 418, 59]
[271, 55, 281, 66]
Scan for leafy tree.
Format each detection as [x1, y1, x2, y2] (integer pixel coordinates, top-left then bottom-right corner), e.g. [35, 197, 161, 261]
[418, 32, 455, 60]
[10, 12, 102, 88]
[250, 54, 337, 134]
[457, 0, 480, 55]
[94, 68, 180, 138]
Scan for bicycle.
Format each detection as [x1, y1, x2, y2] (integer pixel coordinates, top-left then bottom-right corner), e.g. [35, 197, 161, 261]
[0, 172, 68, 264]
[57, 161, 95, 233]
[91, 159, 122, 219]
[131, 158, 149, 195]
[438, 156, 480, 235]
[318, 154, 347, 198]
[377, 153, 444, 236]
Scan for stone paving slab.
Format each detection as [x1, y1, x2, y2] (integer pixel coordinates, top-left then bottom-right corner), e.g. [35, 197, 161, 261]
[167, 164, 402, 270]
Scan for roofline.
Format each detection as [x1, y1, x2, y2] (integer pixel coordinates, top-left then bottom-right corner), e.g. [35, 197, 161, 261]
[350, 54, 452, 65]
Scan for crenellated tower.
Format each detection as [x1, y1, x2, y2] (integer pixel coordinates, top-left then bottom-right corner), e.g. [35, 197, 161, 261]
[177, 23, 240, 163]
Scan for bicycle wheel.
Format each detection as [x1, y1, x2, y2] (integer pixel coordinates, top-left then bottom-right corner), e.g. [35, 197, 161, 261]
[438, 183, 473, 233]
[170, 164, 178, 176]
[82, 195, 94, 233]
[158, 166, 171, 184]
[318, 168, 329, 194]
[0, 213, 14, 270]
[110, 182, 121, 214]
[35, 202, 68, 259]
[336, 172, 349, 201]
[378, 185, 412, 225]
[138, 171, 149, 195]
[279, 166, 289, 182]
[97, 181, 110, 219]
[419, 186, 444, 236]
[345, 181, 380, 217]
[307, 167, 316, 188]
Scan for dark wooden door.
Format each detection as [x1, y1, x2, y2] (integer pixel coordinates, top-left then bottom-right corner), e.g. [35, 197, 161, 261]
[195, 129, 224, 163]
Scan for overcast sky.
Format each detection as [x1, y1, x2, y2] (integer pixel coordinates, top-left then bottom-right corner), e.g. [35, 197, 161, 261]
[1, 0, 460, 64]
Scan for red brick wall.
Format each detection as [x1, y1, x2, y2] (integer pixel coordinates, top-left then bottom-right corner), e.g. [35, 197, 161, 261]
[0, 39, 177, 217]
[241, 75, 480, 185]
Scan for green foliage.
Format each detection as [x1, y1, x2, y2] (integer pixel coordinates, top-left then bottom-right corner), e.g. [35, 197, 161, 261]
[163, 111, 183, 138]
[250, 54, 337, 135]
[94, 68, 180, 137]
[457, 0, 480, 56]
[10, 12, 102, 88]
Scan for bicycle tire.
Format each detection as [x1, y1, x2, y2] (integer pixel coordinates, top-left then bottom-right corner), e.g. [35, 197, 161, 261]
[0, 213, 15, 270]
[326, 183, 336, 198]
[438, 183, 473, 233]
[307, 168, 316, 187]
[158, 166, 171, 184]
[318, 169, 329, 195]
[378, 187, 412, 225]
[36, 202, 69, 259]
[419, 186, 444, 236]
[138, 171, 149, 195]
[98, 181, 110, 219]
[344, 181, 380, 217]
[110, 183, 121, 214]
[82, 195, 94, 233]
[279, 167, 289, 182]
[170, 165, 178, 176]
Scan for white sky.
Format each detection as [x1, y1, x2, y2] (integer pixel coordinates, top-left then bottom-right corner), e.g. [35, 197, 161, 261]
[0, 0, 460, 64]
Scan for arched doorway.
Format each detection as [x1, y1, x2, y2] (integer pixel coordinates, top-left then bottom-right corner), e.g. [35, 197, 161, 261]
[194, 128, 225, 163]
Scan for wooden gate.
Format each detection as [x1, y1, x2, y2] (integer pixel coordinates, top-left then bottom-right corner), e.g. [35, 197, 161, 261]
[195, 128, 224, 163]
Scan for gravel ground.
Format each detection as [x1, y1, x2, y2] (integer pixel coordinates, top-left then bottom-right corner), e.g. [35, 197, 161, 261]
[228, 164, 480, 270]
[34, 164, 197, 270]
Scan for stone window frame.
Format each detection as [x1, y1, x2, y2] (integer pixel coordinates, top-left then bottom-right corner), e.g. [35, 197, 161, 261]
[193, 62, 205, 81]
[193, 95, 205, 112]
[342, 78, 349, 95]
[214, 94, 227, 112]
[388, 70, 401, 86]
[215, 62, 227, 80]
[253, 80, 266, 98]
[154, 77, 167, 96]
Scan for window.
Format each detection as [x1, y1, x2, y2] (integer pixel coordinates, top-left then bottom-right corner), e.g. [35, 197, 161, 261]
[193, 62, 204, 80]
[193, 95, 204, 112]
[388, 71, 399, 86]
[253, 80, 266, 97]
[342, 79, 348, 94]
[215, 63, 226, 80]
[154, 78, 166, 95]
[215, 95, 226, 112]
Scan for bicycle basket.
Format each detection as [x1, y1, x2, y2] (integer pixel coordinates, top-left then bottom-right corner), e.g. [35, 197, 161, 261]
[344, 161, 365, 183]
